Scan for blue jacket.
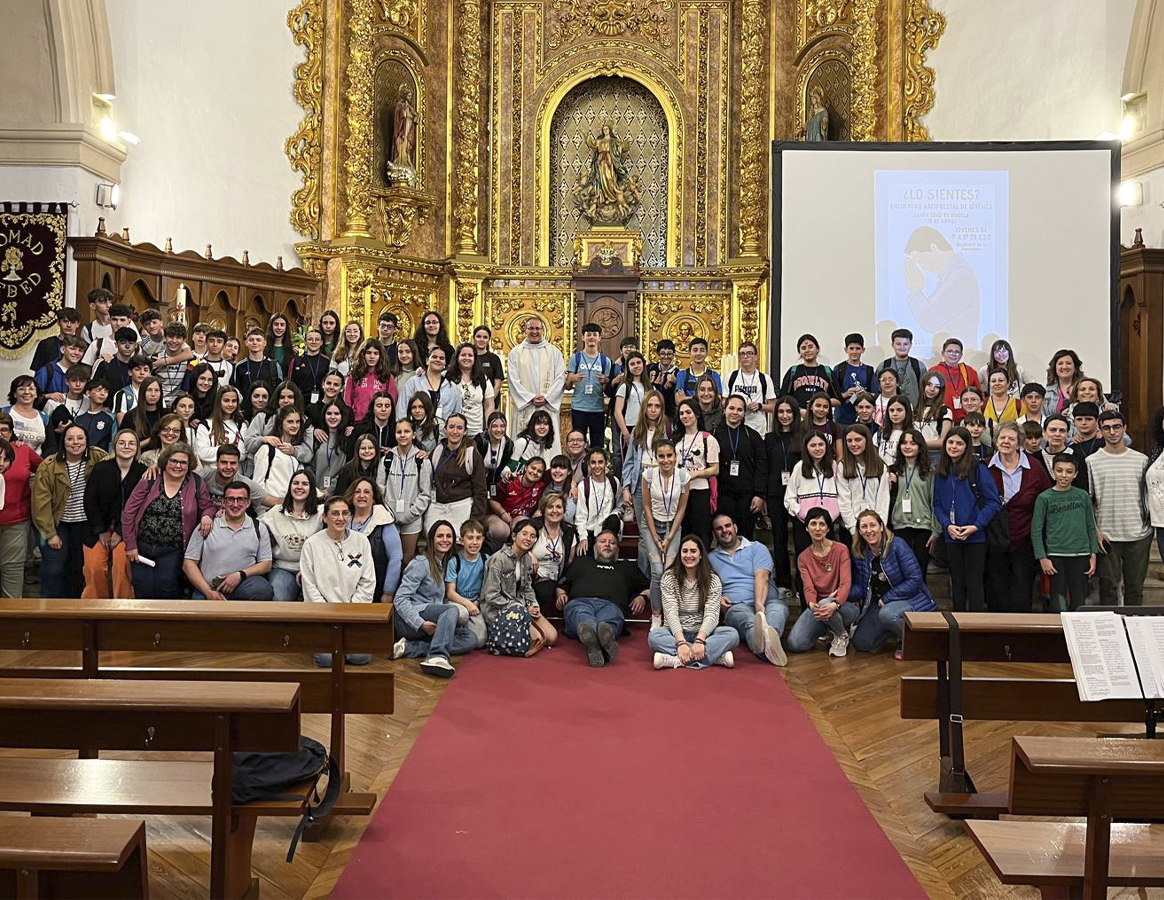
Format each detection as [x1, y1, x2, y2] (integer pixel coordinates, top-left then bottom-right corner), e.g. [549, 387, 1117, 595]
[393, 555, 449, 630]
[851, 538, 937, 611]
[933, 461, 1001, 544]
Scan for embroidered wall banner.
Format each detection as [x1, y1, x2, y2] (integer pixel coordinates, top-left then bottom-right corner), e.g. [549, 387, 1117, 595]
[0, 202, 68, 358]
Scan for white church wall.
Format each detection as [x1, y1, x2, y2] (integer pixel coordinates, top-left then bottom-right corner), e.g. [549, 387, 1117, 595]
[103, 0, 304, 268]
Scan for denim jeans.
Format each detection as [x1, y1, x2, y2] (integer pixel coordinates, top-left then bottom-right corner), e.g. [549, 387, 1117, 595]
[40, 522, 86, 598]
[647, 625, 739, 668]
[562, 596, 625, 638]
[632, 485, 648, 577]
[191, 574, 274, 600]
[645, 518, 680, 613]
[313, 652, 371, 666]
[786, 600, 859, 652]
[268, 567, 302, 601]
[131, 541, 185, 599]
[851, 600, 913, 652]
[1097, 532, 1154, 606]
[723, 595, 790, 657]
[572, 409, 606, 451]
[394, 603, 477, 660]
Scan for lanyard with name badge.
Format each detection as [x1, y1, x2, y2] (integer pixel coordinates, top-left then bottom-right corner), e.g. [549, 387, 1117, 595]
[727, 426, 740, 477]
[901, 464, 915, 515]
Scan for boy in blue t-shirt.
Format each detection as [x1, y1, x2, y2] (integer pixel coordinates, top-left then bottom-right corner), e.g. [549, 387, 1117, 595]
[831, 332, 876, 426]
[565, 323, 611, 451]
[445, 519, 488, 648]
[72, 378, 117, 452]
[675, 337, 723, 400]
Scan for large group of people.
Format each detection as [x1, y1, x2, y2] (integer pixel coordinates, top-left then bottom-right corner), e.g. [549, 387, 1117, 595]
[2, 290, 1163, 672]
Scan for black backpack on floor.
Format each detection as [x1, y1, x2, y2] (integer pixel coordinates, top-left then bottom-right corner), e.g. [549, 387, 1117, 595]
[232, 736, 341, 861]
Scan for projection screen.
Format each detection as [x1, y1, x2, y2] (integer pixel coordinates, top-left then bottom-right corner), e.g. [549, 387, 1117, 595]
[771, 141, 1120, 386]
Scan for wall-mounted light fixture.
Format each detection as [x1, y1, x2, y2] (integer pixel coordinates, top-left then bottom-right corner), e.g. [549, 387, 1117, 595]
[96, 183, 120, 209]
[1118, 181, 1143, 208]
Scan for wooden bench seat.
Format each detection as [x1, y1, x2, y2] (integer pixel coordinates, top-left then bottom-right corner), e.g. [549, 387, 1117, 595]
[0, 817, 148, 899]
[965, 822, 1164, 891]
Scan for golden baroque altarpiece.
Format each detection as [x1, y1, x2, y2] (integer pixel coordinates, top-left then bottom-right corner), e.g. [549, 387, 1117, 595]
[286, 0, 944, 372]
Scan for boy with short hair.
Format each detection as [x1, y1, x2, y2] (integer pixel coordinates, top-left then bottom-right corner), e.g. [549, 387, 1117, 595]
[608, 336, 639, 389]
[231, 327, 283, 396]
[1069, 401, 1102, 457]
[876, 328, 925, 407]
[82, 301, 138, 366]
[113, 355, 153, 423]
[45, 364, 93, 445]
[963, 412, 990, 460]
[831, 332, 876, 426]
[93, 327, 140, 390]
[1020, 420, 1043, 456]
[566, 323, 612, 450]
[34, 336, 87, 408]
[73, 379, 117, 452]
[647, 339, 680, 419]
[79, 288, 114, 346]
[377, 311, 399, 367]
[1032, 453, 1097, 611]
[30, 307, 81, 373]
[197, 328, 234, 383]
[675, 337, 722, 400]
[445, 519, 488, 648]
[138, 309, 166, 358]
[189, 322, 211, 359]
[779, 333, 836, 409]
[1016, 383, 1047, 427]
[153, 322, 194, 406]
[934, 337, 979, 423]
[725, 341, 777, 435]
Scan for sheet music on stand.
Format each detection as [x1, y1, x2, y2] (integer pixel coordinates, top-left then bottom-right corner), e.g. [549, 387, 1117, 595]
[1061, 611, 1164, 702]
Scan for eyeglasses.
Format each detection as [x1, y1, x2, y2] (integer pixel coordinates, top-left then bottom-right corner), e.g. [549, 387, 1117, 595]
[167, 459, 189, 467]
[223, 497, 249, 504]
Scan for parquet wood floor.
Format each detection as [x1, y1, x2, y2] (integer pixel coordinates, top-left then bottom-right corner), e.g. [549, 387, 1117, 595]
[2, 634, 1163, 898]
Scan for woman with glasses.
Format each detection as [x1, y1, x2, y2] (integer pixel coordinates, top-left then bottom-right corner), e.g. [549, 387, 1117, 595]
[121, 442, 215, 598]
[138, 414, 186, 469]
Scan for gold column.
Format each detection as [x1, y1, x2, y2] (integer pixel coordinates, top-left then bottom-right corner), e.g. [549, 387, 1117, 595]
[737, 0, 767, 257]
[453, 0, 484, 256]
[903, 0, 945, 141]
[342, 0, 375, 238]
[850, 0, 878, 141]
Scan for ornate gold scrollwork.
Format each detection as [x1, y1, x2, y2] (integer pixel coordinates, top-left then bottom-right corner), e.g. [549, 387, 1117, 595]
[737, 0, 767, 256]
[343, 0, 376, 237]
[736, 283, 760, 346]
[378, 0, 416, 29]
[849, 0, 877, 141]
[286, 0, 324, 240]
[346, 264, 375, 328]
[454, 0, 484, 255]
[548, 0, 673, 48]
[373, 187, 432, 251]
[903, 0, 945, 141]
[806, 0, 850, 28]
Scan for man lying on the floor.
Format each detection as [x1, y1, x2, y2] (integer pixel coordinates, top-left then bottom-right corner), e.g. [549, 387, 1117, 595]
[555, 529, 649, 667]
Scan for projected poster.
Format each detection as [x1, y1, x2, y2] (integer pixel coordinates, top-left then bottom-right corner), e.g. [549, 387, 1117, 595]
[874, 170, 1009, 359]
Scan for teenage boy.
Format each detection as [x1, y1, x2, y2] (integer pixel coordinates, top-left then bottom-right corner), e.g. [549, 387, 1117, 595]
[830, 332, 876, 426]
[933, 338, 979, 423]
[189, 323, 211, 360]
[79, 288, 114, 346]
[1015, 383, 1047, 427]
[73, 379, 116, 452]
[1032, 453, 1098, 611]
[876, 328, 925, 407]
[45, 365, 93, 447]
[725, 342, 777, 436]
[566, 324, 611, 450]
[675, 337, 722, 399]
[231, 328, 283, 396]
[197, 328, 234, 383]
[113, 355, 153, 423]
[30, 307, 81, 373]
[647, 339, 680, 419]
[445, 519, 489, 648]
[962, 412, 990, 461]
[153, 322, 195, 406]
[34, 336, 86, 408]
[377, 311, 399, 367]
[959, 386, 993, 446]
[94, 327, 140, 390]
[1019, 421, 1043, 456]
[198, 444, 265, 511]
[778, 333, 836, 409]
[83, 302, 139, 366]
[608, 336, 639, 389]
[287, 328, 329, 403]
[1069, 401, 1102, 458]
[1087, 410, 1153, 606]
[138, 309, 166, 358]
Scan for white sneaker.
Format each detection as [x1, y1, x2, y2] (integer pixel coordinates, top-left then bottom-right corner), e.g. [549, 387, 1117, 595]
[828, 633, 849, 658]
[715, 650, 734, 668]
[653, 652, 681, 669]
[420, 656, 456, 677]
[764, 625, 788, 666]
[751, 611, 768, 655]
[391, 637, 406, 660]
[650, 614, 662, 629]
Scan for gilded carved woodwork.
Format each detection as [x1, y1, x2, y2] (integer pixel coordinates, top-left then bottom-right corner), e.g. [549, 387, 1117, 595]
[849, 0, 876, 141]
[453, 0, 484, 255]
[343, 0, 376, 237]
[797, 49, 852, 141]
[511, 12, 524, 264]
[373, 186, 432, 251]
[548, 0, 673, 48]
[637, 290, 727, 369]
[903, 0, 945, 140]
[737, 0, 767, 256]
[286, 0, 325, 240]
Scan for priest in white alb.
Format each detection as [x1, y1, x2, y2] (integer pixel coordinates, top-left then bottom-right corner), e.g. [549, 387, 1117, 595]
[506, 316, 566, 439]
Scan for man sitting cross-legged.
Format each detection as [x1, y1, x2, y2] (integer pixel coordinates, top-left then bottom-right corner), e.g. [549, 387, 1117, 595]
[182, 482, 275, 600]
[555, 529, 649, 667]
[708, 512, 789, 665]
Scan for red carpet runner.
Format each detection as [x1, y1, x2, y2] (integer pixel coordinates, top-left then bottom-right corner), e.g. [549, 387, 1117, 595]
[333, 632, 926, 899]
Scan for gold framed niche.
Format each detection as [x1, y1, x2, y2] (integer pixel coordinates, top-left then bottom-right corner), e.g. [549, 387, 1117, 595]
[797, 49, 852, 141]
[374, 52, 425, 188]
[536, 63, 684, 268]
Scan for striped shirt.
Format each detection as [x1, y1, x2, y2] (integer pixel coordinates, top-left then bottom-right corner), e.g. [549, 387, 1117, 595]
[659, 570, 722, 636]
[1087, 448, 1151, 542]
[61, 460, 87, 523]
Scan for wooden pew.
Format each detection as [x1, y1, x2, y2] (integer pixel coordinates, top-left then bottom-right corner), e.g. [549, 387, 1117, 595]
[965, 736, 1164, 899]
[899, 611, 1158, 818]
[0, 598, 394, 827]
[0, 818, 149, 899]
[0, 677, 300, 899]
